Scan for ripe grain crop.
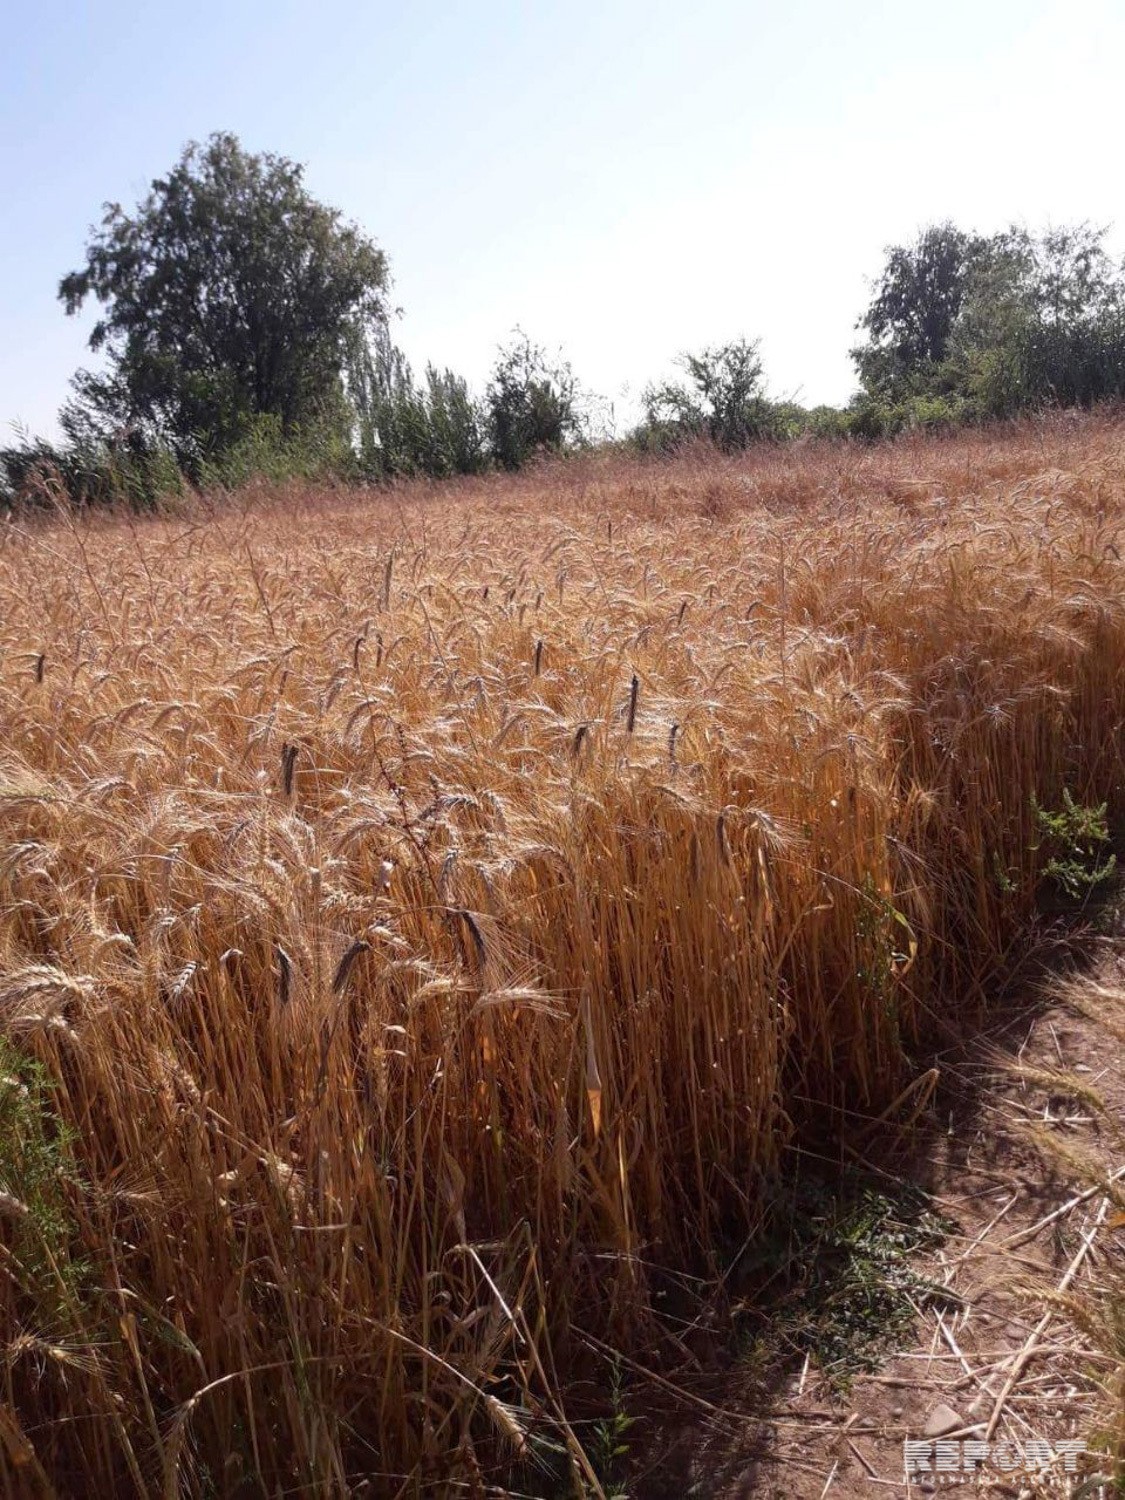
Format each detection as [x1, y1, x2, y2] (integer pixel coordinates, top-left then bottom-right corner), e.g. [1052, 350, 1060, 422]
[1, 414, 1124, 1495]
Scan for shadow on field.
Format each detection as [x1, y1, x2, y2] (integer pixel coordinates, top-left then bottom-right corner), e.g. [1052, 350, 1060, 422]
[602, 924, 1114, 1500]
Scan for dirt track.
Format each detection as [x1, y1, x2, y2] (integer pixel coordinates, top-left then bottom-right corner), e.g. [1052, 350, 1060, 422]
[627, 948, 1125, 1498]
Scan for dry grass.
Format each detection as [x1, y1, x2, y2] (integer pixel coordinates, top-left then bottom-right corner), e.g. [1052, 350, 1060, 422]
[1, 413, 1124, 1495]
[1018, 973, 1125, 1487]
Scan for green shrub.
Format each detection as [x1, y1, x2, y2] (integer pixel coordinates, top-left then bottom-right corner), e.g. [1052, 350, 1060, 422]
[1031, 788, 1117, 905]
[486, 332, 583, 470]
[637, 338, 777, 453]
[0, 1040, 88, 1322]
[194, 411, 357, 490]
[0, 430, 186, 511]
[842, 392, 974, 440]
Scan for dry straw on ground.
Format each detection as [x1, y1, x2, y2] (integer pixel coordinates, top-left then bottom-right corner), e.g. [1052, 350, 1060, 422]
[1, 414, 1124, 1495]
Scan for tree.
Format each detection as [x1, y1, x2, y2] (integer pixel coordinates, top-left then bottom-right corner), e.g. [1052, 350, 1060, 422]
[852, 220, 1125, 426]
[486, 333, 582, 470]
[422, 364, 488, 477]
[347, 325, 487, 480]
[639, 338, 773, 451]
[852, 223, 988, 399]
[947, 224, 1125, 414]
[58, 132, 389, 467]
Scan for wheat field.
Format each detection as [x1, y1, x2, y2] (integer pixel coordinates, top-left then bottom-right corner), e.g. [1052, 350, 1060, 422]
[1, 415, 1124, 1495]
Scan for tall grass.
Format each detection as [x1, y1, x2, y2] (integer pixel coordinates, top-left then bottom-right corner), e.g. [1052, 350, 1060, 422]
[1, 413, 1124, 1494]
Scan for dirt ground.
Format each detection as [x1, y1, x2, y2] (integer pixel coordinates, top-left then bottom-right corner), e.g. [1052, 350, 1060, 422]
[618, 945, 1125, 1498]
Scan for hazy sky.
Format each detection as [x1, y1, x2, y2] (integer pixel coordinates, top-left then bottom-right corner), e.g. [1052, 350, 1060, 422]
[3, 0, 1124, 438]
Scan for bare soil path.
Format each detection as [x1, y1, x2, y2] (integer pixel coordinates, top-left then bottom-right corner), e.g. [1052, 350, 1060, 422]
[621, 949, 1125, 1498]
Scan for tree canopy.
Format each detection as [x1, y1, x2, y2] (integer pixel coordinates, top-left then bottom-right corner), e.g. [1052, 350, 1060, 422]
[12, 145, 1125, 512]
[640, 338, 773, 451]
[852, 221, 1125, 422]
[486, 333, 583, 470]
[58, 132, 389, 466]
[851, 223, 988, 400]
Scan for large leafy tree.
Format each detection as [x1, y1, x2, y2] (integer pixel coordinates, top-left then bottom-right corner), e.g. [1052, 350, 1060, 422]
[852, 222, 988, 399]
[59, 132, 389, 464]
[950, 224, 1125, 412]
[852, 220, 1125, 423]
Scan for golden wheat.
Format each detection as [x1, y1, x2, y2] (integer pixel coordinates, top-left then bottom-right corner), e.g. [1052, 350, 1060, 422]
[1, 414, 1124, 1494]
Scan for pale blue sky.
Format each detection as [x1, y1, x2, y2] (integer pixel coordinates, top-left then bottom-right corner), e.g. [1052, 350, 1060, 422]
[2, 0, 1123, 438]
